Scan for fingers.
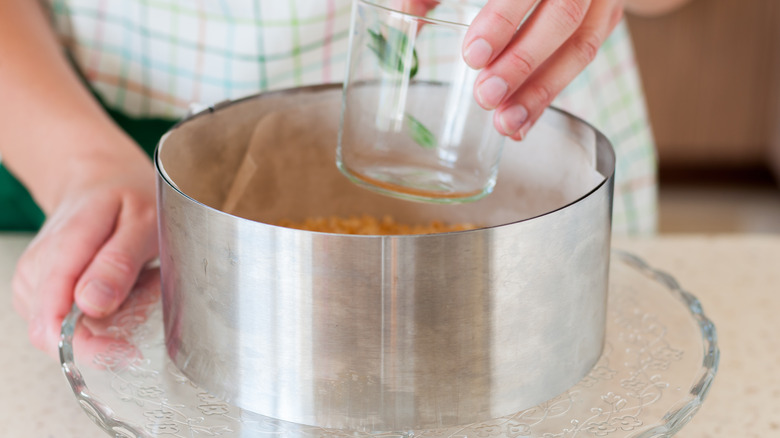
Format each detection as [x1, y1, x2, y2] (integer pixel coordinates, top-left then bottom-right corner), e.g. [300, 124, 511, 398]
[12, 178, 158, 358]
[394, 0, 441, 17]
[71, 267, 160, 368]
[472, 0, 592, 111]
[463, 0, 537, 70]
[74, 197, 158, 319]
[73, 317, 142, 370]
[496, 1, 623, 139]
[12, 199, 119, 357]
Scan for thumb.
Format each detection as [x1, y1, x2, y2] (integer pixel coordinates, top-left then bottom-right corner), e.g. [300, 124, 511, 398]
[391, 0, 439, 17]
[74, 202, 158, 319]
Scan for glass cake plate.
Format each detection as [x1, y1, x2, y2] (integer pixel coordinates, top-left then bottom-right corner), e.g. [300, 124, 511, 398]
[60, 251, 719, 438]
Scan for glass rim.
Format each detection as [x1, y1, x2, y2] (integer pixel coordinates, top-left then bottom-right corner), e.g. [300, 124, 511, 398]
[357, 0, 483, 28]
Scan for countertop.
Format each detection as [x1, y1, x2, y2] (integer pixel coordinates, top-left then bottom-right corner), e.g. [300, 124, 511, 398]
[1, 233, 779, 437]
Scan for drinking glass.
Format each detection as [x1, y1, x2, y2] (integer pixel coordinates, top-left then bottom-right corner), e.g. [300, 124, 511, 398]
[337, 0, 505, 203]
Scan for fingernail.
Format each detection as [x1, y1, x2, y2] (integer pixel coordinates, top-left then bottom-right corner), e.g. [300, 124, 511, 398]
[464, 38, 493, 69]
[516, 122, 533, 141]
[476, 76, 508, 110]
[499, 104, 528, 136]
[78, 279, 117, 314]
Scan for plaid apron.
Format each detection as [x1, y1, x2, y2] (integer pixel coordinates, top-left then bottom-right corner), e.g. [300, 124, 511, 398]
[1, 0, 656, 234]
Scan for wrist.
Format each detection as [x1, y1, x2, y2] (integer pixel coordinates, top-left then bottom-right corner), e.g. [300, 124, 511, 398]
[19, 121, 152, 214]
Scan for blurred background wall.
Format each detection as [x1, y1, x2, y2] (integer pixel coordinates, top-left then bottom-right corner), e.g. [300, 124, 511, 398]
[625, 0, 780, 233]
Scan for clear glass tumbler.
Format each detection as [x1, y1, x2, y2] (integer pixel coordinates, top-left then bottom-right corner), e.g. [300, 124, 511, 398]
[337, 0, 505, 203]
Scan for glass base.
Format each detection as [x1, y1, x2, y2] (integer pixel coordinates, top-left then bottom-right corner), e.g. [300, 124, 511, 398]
[60, 251, 718, 438]
[337, 161, 493, 204]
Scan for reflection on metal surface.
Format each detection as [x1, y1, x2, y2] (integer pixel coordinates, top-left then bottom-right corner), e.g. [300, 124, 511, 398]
[155, 85, 614, 430]
[60, 251, 719, 438]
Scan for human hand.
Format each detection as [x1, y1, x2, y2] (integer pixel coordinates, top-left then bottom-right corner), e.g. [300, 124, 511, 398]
[11, 152, 158, 358]
[69, 267, 160, 369]
[462, 0, 624, 140]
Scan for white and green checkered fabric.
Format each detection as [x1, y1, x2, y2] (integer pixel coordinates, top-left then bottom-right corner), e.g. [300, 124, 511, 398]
[45, 0, 657, 235]
[555, 21, 658, 236]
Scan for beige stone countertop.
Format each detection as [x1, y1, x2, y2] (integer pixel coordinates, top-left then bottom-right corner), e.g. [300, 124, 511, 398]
[1, 232, 778, 437]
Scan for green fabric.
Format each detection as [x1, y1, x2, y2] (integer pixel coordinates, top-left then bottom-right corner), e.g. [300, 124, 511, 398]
[0, 106, 176, 231]
[0, 166, 46, 231]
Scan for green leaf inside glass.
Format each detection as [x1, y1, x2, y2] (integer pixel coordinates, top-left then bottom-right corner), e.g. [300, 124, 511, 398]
[406, 113, 437, 149]
[368, 27, 419, 79]
[368, 25, 436, 150]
